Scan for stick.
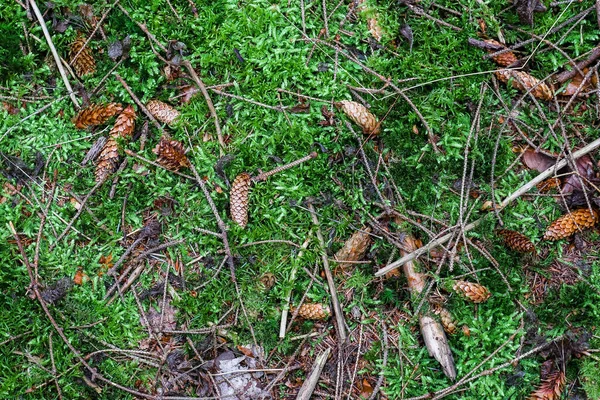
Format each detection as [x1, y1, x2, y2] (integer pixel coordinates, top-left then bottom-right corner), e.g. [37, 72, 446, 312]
[308, 204, 347, 342]
[376, 136, 600, 277]
[295, 348, 331, 400]
[252, 152, 318, 183]
[28, 0, 79, 108]
[279, 233, 312, 338]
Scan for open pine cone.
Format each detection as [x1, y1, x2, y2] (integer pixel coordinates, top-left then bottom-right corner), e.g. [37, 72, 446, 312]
[70, 34, 96, 77]
[543, 208, 598, 241]
[95, 137, 119, 183]
[74, 103, 123, 129]
[484, 39, 518, 67]
[109, 105, 136, 138]
[152, 137, 190, 172]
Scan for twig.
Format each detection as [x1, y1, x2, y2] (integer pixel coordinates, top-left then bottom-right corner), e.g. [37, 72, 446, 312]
[252, 152, 318, 183]
[279, 234, 312, 338]
[367, 320, 388, 400]
[114, 73, 164, 132]
[124, 149, 195, 180]
[28, 0, 78, 108]
[554, 45, 600, 84]
[376, 135, 600, 277]
[308, 203, 347, 342]
[296, 347, 332, 400]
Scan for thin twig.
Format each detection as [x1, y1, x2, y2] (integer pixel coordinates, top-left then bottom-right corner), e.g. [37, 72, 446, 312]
[308, 203, 347, 342]
[28, 0, 78, 108]
[252, 152, 318, 182]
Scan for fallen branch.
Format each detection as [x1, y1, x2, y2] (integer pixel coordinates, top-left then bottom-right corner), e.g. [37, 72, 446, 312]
[252, 152, 318, 183]
[28, 0, 79, 108]
[376, 136, 600, 277]
[296, 347, 332, 400]
[308, 203, 347, 342]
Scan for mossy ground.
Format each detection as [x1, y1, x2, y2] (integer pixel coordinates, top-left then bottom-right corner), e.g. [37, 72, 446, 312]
[1, 0, 599, 398]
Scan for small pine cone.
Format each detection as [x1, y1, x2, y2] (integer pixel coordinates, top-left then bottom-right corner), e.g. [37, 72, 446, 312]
[70, 34, 96, 77]
[146, 100, 180, 125]
[109, 105, 136, 139]
[496, 229, 536, 253]
[432, 304, 456, 335]
[536, 177, 561, 193]
[291, 303, 331, 320]
[95, 137, 119, 183]
[484, 39, 518, 67]
[74, 103, 124, 129]
[334, 228, 372, 275]
[335, 100, 381, 135]
[452, 280, 491, 303]
[543, 208, 599, 241]
[230, 172, 251, 228]
[495, 69, 553, 101]
[152, 137, 190, 172]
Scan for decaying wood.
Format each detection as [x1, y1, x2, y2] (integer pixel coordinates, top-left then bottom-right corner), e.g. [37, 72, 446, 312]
[401, 235, 456, 380]
[295, 347, 331, 400]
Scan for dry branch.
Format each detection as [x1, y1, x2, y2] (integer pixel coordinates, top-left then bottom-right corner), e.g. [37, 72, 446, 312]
[296, 347, 331, 400]
[376, 136, 600, 277]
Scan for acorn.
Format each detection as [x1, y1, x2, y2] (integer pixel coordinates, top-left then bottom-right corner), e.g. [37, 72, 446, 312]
[543, 208, 598, 241]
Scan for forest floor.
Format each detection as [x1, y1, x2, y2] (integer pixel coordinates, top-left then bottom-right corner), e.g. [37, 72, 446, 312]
[1, 0, 600, 399]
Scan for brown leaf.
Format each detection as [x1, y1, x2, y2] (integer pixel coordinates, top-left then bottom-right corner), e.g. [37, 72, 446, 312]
[2, 102, 19, 115]
[289, 98, 310, 113]
[521, 148, 557, 172]
[318, 105, 336, 126]
[73, 267, 86, 285]
[179, 85, 199, 104]
[359, 379, 374, 398]
[562, 155, 594, 194]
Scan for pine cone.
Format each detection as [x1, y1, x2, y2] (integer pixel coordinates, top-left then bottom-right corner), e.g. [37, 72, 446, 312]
[74, 103, 124, 129]
[334, 228, 372, 275]
[495, 69, 553, 101]
[432, 304, 456, 335]
[230, 172, 251, 228]
[109, 105, 136, 139]
[70, 34, 96, 77]
[496, 229, 536, 253]
[367, 17, 384, 42]
[146, 100, 180, 125]
[484, 39, 518, 67]
[291, 303, 331, 320]
[335, 100, 381, 135]
[543, 208, 599, 241]
[452, 280, 491, 303]
[152, 137, 190, 172]
[529, 371, 565, 400]
[536, 177, 561, 193]
[95, 137, 119, 183]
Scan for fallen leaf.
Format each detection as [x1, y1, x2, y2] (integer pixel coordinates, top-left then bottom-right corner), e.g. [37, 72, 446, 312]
[399, 24, 413, 51]
[359, 378, 374, 398]
[521, 148, 557, 172]
[73, 267, 86, 285]
[562, 155, 594, 194]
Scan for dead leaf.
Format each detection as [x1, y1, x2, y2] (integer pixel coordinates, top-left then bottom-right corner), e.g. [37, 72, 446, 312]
[141, 302, 177, 333]
[399, 24, 413, 51]
[521, 148, 557, 172]
[73, 267, 86, 285]
[179, 85, 199, 104]
[2, 102, 19, 115]
[562, 155, 594, 194]
[289, 99, 310, 113]
[359, 378, 374, 398]
[203, 350, 270, 399]
[514, 0, 546, 26]
[318, 105, 336, 126]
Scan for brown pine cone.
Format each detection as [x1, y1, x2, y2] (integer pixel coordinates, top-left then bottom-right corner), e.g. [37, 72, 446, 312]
[109, 105, 136, 139]
[452, 280, 491, 303]
[291, 303, 331, 320]
[146, 100, 180, 125]
[335, 100, 381, 135]
[74, 103, 124, 129]
[484, 39, 518, 67]
[536, 177, 561, 193]
[495, 69, 553, 101]
[543, 208, 599, 241]
[230, 172, 251, 228]
[70, 34, 96, 77]
[529, 370, 565, 400]
[334, 228, 372, 275]
[152, 137, 190, 171]
[432, 304, 456, 335]
[496, 229, 536, 253]
[95, 137, 119, 183]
